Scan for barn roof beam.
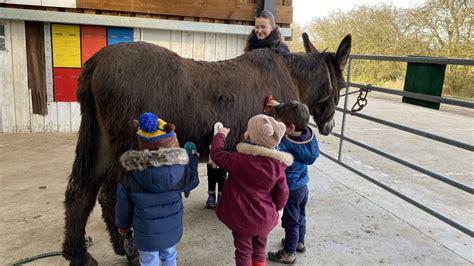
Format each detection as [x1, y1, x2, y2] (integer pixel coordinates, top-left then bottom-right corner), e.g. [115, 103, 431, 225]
[0, 7, 292, 37]
[75, 0, 292, 24]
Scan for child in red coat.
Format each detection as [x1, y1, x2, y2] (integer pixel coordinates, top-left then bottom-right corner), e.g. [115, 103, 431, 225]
[211, 114, 293, 266]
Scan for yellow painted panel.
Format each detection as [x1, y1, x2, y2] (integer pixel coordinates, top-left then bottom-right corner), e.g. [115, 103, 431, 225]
[52, 24, 81, 67]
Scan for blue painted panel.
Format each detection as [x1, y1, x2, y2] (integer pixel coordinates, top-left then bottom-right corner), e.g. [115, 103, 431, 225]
[107, 27, 133, 45]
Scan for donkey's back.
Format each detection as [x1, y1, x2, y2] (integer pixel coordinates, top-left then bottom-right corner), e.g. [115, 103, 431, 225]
[84, 41, 297, 151]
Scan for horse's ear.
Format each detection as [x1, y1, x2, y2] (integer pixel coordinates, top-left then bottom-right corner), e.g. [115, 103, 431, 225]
[131, 119, 139, 130]
[302, 33, 319, 54]
[336, 34, 352, 71]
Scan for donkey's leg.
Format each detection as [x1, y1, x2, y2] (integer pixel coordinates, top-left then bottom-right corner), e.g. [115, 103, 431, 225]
[63, 180, 103, 266]
[98, 169, 126, 256]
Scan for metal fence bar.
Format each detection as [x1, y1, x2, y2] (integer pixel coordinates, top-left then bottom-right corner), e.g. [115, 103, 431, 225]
[349, 54, 474, 66]
[330, 132, 474, 194]
[320, 150, 474, 237]
[335, 107, 474, 152]
[348, 83, 474, 109]
[338, 58, 353, 161]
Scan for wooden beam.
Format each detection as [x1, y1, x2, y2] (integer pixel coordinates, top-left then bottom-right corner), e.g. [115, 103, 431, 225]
[76, 0, 292, 24]
[1, 7, 293, 37]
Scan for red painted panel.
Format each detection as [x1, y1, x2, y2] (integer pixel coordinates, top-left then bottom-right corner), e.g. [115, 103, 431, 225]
[81, 26, 107, 65]
[54, 68, 81, 102]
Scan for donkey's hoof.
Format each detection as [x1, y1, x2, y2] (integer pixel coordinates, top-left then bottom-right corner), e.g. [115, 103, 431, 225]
[69, 252, 98, 266]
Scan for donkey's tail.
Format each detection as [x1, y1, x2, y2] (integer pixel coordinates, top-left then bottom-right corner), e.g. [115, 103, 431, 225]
[68, 57, 99, 186]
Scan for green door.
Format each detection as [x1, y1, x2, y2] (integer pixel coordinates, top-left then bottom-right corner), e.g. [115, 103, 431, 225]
[402, 62, 446, 110]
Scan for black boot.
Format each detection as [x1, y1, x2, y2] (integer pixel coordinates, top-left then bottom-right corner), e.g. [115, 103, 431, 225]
[206, 192, 216, 208]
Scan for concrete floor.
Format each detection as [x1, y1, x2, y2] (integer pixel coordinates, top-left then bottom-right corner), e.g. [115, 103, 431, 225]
[0, 96, 472, 265]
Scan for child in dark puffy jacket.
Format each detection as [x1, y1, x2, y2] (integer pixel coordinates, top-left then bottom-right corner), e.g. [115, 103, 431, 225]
[211, 114, 292, 266]
[267, 101, 320, 264]
[115, 112, 199, 266]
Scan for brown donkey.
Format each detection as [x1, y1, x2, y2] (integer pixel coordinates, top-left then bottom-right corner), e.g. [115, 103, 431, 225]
[62, 33, 351, 265]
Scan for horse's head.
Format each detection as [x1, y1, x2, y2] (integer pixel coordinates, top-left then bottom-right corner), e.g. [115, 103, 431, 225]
[291, 33, 352, 135]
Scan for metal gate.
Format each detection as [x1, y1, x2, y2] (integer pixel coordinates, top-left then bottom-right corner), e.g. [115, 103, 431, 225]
[315, 55, 474, 237]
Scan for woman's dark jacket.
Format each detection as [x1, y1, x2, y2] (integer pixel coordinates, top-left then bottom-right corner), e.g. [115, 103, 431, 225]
[244, 28, 289, 53]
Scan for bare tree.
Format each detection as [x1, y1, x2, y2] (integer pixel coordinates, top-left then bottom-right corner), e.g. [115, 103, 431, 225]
[408, 0, 472, 58]
[298, 1, 473, 98]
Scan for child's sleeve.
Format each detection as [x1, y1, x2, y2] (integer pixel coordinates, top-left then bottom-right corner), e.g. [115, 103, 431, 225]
[285, 137, 320, 166]
[305, 138, 320, 165]
[115, 175, 134, 229]
[183, 154, 200, 193]
[271, 168, 289, 210]
[210, 133, 235, 172]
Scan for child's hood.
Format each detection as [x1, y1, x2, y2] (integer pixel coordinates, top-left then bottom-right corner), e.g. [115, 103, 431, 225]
[120, 148, 189, 192]
[120, 148, 188, 171]
[236, 142, 293, 166]
[281, 127, 319, 165]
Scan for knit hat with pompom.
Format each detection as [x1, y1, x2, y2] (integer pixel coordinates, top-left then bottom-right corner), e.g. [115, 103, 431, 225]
[136, 112, 175, 142]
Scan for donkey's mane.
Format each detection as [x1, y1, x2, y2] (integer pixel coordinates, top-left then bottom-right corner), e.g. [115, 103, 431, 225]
[180, 47, 289, 72]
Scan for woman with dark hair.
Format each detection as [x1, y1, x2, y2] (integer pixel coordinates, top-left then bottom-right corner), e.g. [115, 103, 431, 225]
[244, 10, 289, 53]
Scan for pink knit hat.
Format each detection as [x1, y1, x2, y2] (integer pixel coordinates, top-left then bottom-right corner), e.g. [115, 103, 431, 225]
[245, 114, 286, 148]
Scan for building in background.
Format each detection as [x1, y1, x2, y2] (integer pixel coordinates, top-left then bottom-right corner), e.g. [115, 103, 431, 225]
[0, 0, 293, 133]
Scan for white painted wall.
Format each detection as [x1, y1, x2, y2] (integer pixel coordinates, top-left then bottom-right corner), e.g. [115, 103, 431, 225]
[41, 0, 76, 8]
[0, 22, 249, 133]
[5, 0, 41, 5]
[3, 0, 75, 8]
[11, 20, 30, 132]
[0, 20, 15, 133]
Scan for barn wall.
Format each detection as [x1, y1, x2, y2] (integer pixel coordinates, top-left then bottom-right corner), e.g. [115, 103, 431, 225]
[0, 20, 15, 132]
[0, 20, 248, 133]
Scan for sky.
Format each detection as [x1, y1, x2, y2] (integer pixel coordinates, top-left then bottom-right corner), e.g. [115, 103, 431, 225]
[292, 0, 426, 25]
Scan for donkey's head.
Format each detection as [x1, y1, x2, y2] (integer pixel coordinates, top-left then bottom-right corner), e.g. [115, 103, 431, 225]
[294, 33, 351, 135]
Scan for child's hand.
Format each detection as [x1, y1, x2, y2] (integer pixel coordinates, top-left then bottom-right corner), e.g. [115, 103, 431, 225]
[278, 209, 283, 217]
[184, 142, 199, 157]
[118, 227, 129, 236]
[218, 127, 230, 137]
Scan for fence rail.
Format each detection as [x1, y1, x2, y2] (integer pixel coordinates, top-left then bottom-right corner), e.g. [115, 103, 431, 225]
[335, 107, 474, 152]
[350, 54, 474, 66]
[348, 82, 474, 109]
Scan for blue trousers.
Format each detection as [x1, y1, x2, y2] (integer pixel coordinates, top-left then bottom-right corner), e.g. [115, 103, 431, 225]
[282, 185, 308, 253]
[138, 246, 177, 266]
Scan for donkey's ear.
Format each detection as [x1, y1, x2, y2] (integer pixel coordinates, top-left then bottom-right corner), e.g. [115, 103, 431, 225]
[302, 33, 319, 54]
[336, 34, 352, 70]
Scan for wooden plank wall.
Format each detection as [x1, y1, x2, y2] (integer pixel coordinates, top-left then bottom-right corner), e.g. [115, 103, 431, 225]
[11, 20, 30, 132]
[76, 0, 293, 24]
[2, 0, 293, 27]
[0, 21, 248, 133]
[0, 20, 15, 132]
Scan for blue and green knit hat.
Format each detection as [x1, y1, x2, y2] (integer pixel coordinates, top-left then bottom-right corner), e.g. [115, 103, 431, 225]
[136, 112, 175, 143]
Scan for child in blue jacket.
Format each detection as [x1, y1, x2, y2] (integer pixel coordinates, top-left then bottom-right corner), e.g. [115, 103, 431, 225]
[268, 101, 320, 264]
[115, 112, 199, 266]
